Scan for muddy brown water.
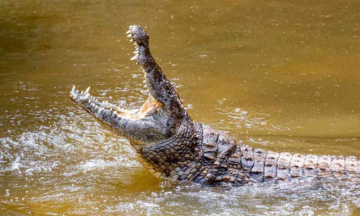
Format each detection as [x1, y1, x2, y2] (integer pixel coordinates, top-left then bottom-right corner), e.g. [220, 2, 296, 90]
[1, 0, 359, 215]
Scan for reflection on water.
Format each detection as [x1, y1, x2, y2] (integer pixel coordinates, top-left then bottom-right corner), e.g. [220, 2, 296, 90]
[0, 0, 359, 215]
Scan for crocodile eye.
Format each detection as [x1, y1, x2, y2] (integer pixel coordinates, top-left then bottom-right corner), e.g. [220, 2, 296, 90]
[165, 86, 171, 95]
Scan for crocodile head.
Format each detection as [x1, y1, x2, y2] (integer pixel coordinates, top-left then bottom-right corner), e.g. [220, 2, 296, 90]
[70, 25, 192, 150]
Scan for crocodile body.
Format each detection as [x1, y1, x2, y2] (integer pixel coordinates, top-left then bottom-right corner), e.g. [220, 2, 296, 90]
[70, 25, 359, 186]
[135, 122, 359, 187]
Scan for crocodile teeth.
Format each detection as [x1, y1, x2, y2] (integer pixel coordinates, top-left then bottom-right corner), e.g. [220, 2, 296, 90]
[85, 86, 90, 94]
[133, 50, 139, 54]
[126, 30, 131, 34]
[127, 34, 132, 38]
[129, 39, 133, 42]
[130, 55, 138, 61]
[81, 91, 83, 94]
[72, 85, 75, 91]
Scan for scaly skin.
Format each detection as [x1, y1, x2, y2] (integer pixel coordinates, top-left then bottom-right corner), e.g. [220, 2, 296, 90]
[70, 25, 359, 186]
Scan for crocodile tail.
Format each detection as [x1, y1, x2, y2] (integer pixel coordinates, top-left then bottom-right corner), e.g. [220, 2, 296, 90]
[238, 146, 360, 182]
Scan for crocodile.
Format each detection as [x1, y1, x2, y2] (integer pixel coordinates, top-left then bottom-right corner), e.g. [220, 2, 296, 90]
[70, 25, 359, 187]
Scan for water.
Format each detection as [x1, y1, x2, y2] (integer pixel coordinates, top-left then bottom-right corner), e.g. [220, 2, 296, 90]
[1, 0, 359, 215]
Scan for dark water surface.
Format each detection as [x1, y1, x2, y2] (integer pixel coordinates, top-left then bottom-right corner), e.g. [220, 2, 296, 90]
[1, 0, 359, 215]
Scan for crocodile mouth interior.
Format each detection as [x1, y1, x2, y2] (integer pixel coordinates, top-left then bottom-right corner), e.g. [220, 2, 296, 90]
[69, 85, 162, 121]
[69, 31, 163, 121]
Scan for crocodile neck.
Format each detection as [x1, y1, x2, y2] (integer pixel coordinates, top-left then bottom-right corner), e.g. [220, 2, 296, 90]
[137, 121, 202, 179]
